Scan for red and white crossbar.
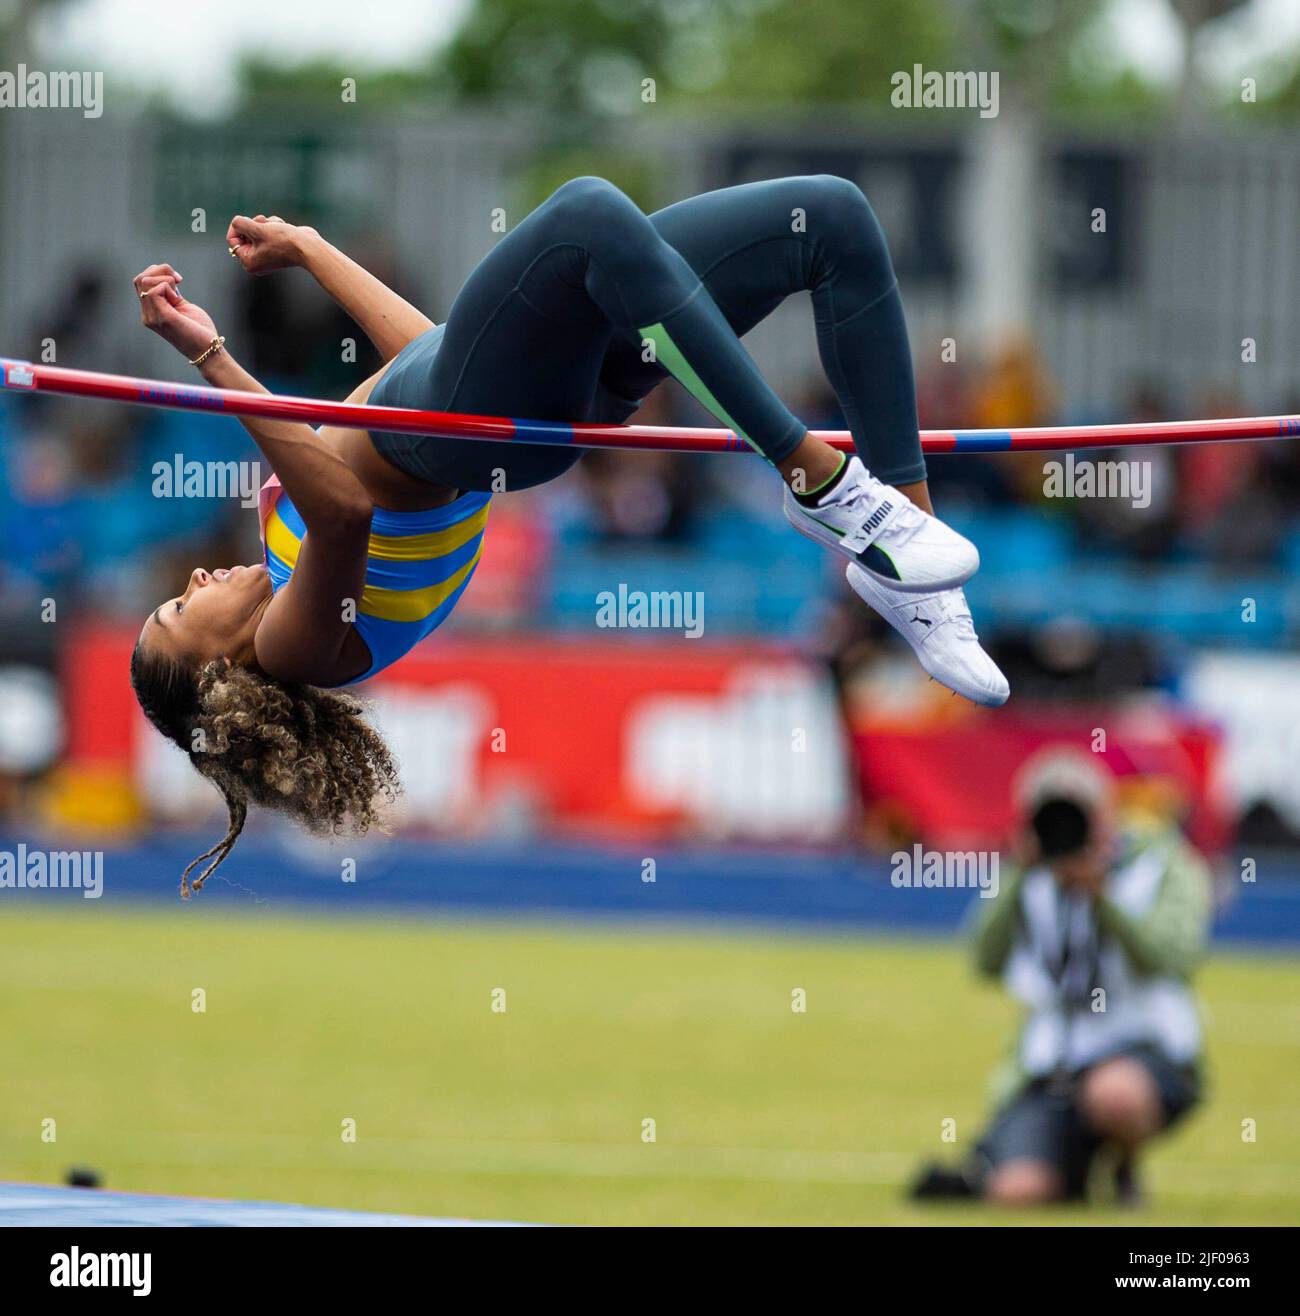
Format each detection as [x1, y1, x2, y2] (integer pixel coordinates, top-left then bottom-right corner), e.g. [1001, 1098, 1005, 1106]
[4, 358, 1298, 455]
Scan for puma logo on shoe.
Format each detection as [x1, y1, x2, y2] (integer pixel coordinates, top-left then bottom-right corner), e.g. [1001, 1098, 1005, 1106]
[862, 500, 894, 532]
[846, 564, 1010, 706]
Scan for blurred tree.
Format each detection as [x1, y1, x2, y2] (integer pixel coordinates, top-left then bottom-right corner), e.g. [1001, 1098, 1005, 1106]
[665, 0, 954, 110]
[221, 0, 1298, 126]
[1240, 58, 1300, 120]
[425, 0, 1171, 120]
[237, 57, 433, 114]
[432, 0, 735, 115]
[985, 0, 1182, 128]
[430, 0, 953, 115]
[1168, 0, 1249, 114]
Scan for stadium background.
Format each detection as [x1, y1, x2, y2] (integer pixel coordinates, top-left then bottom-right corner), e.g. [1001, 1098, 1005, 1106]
[0, 0, 1297, 1224]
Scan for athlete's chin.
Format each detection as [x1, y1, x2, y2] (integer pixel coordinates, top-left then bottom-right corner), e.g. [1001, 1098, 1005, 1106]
[224, 563, 272, 600]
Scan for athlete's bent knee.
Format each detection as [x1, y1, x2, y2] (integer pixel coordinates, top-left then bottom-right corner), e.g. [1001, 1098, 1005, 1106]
[802, 174, 892, 288]
[809, 172, 869, 212]
[549, 175, 635, 225]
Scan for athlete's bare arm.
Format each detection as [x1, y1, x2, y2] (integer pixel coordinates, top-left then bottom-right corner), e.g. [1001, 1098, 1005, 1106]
[136, 264, 373, 685]
[226, 214, 436, 362]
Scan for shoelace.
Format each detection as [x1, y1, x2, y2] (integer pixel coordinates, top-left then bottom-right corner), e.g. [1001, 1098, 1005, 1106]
[838, 471, 927, 546]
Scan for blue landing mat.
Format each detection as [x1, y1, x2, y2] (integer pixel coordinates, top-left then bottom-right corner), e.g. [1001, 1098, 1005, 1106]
[0, 1182, 523, 1226]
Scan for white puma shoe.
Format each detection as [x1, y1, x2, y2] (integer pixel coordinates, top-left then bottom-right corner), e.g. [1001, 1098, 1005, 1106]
[784, 455, 979, 592]
[846, 564, 1010, 707]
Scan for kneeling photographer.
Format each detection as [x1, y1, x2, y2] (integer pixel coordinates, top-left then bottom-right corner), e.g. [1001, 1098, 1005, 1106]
[914, 751, 1212, 1206]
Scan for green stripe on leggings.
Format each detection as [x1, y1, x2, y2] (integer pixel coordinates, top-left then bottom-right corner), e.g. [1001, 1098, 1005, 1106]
[639, 321, 764, 457]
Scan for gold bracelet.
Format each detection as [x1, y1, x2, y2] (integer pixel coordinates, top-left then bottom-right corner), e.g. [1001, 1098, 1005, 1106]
[189, 335, 226, 367]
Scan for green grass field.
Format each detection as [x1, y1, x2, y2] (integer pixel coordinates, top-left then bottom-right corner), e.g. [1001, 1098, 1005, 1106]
[0, 905, 1296, 1225]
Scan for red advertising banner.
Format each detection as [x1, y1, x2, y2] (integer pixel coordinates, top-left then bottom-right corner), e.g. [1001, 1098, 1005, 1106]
[59, 624, 851, 843]
[56, 624, 1225, 852]
[850, 708, 1227, 855]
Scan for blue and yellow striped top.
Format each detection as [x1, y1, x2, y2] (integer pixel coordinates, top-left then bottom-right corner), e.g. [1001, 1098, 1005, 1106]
[259, 481, 490, 685]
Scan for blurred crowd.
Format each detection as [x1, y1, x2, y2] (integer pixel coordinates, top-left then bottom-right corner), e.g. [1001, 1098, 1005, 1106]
[915, 341, 1300, 571]
[5, 258, 1300, 667]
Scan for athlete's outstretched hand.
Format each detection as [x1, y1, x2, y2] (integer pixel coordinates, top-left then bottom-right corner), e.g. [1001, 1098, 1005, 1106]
[226, 214, 316, 275]
[134, 264, 219, 361]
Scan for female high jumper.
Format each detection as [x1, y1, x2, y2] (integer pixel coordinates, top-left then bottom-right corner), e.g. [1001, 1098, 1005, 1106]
[131, 175, 1008, 893]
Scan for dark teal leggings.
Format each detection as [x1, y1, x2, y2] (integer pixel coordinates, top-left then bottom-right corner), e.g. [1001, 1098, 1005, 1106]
[369, 175, 924, 491]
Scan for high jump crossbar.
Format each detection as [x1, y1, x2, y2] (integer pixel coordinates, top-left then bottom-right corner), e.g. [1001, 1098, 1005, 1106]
[3, 358, 1298, 455]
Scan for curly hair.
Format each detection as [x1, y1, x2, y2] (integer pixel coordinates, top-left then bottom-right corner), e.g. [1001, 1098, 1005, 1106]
[130, 645, 400, 896]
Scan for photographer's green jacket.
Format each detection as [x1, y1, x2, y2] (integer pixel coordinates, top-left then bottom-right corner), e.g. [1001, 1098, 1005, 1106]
[972, 824, 1212, 1101]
